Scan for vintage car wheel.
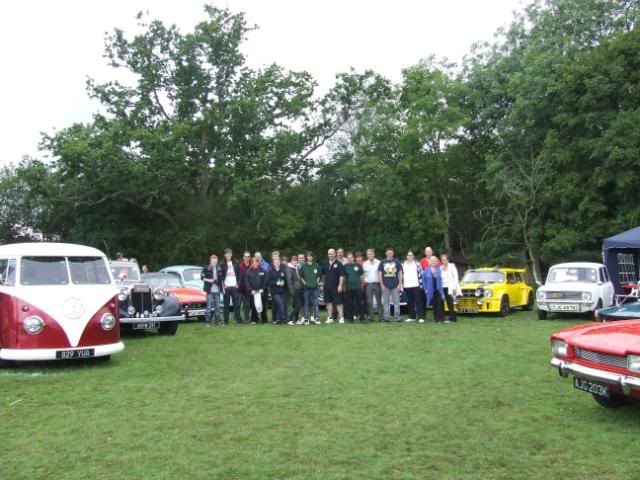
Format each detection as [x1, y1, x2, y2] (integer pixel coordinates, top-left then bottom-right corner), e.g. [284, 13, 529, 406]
[523, 291, 534, 311]
[159, 321, 179, 335]
[499, 295, 510, 317]
[592, 391, 631, 408]
[537, 308, 548, 320]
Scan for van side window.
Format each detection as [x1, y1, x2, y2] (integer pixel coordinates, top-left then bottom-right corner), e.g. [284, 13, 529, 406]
[0, 258, 16, 286]
[507, 272, 516, 284]
[514, 272, 523, 283]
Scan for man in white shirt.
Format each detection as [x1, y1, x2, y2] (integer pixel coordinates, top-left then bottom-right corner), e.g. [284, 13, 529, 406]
[362, 248, 383, 322]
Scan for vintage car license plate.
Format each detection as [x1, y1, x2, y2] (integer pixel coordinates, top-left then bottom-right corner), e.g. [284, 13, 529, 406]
[549, 303, 579, 311]
[133, 321, 160, 330]
[573, 377, 609, 398]
[458, 308, 478, 313]
[56, 348, 95, 359]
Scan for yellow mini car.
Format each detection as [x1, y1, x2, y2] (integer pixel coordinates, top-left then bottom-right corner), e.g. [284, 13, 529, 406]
[452, 267, 534, 316]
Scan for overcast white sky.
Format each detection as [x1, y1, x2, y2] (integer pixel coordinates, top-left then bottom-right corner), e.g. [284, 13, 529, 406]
[0, 0, 525, 165]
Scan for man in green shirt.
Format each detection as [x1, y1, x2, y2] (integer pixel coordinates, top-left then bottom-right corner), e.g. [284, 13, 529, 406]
[344, 252, 365, 322]
[300, 252, 321, 324]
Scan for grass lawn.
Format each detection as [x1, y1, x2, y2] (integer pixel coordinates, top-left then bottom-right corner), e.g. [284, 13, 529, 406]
[2, 311, 640, 480]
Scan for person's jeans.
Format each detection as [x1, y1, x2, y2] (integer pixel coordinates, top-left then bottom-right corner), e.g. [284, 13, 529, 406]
[304, 287, 319, 320]
[223, 286, 242, 324]
[430, 291, 445, 322]
[365, 283, 383, 321]
[241, 291, 252, 323]
[205, 291, 220, 325]
[271, 293, 288, 323]
[382, 287, 401, 321]
[405, 287, 425, 320]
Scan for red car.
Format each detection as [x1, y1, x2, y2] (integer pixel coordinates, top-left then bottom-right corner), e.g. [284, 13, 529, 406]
[550, 321, 640, 407]
[142, 273, 207, 320]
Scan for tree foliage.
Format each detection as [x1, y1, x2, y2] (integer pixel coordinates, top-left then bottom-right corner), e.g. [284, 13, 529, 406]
[2, 0, 639, 276]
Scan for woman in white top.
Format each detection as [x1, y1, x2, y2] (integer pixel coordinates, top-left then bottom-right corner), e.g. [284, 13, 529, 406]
[402, 251, 425, 322]
[440, 253, 460, 322]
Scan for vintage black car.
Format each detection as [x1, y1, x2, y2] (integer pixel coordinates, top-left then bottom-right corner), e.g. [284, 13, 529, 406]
[111, 261, 184, 335]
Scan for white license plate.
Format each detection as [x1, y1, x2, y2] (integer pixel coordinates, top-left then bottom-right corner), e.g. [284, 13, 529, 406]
[549, 303, 579, 311]
[133, 321, 160, 330]
[574, 377, 609, 398]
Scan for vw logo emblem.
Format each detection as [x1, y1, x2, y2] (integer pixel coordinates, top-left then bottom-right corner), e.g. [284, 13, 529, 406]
[63, 297, 85, 319]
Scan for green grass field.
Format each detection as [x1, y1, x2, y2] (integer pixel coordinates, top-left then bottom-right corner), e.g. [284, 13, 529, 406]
[2, 312, 640, 480]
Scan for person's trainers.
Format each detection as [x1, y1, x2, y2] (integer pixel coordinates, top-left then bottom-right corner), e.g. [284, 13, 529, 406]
[205, 323, 211, 327]
[287, 321, 296, 326]
[313, 318, 321, 325]
[405, 318, 415, 323]
[296, 319, 305, 325]
[325, 318, 334, 324]
[338, 318, 345, 324]
[250, 321, 256, 325]
[418, 319, 425, 323]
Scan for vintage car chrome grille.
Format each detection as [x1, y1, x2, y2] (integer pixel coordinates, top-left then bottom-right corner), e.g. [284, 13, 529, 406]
[190, 302, 205, 309]
[461, 290, 477, 298]
[574, 347, 627, 369]
[131, 290, 153, 314]
[547, 291, 582, 300]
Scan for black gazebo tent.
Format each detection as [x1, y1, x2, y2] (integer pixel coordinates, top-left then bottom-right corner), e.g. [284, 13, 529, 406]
[603, 226, 640, 293]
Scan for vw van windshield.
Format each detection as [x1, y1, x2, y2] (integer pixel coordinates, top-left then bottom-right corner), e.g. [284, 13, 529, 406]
[21, 257, 69, 285]
[547, 267, 597, 283]
[69, 257, 112, 284]
[462, 271, 505, 283]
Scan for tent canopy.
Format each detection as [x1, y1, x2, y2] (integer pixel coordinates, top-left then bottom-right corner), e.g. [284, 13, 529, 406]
[603, 226, 640, 293]
[603, 226, 640, 249]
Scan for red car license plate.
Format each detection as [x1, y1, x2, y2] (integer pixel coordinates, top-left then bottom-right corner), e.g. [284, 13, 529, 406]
[574, 377, 609, 398]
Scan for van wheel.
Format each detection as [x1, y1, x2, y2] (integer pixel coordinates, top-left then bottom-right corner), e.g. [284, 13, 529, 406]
[537, 309, 548, 320]
[500, 295, 510, 317]
[523, 292, 534, 311]
[0, 358, 16, 368]
[592, 392, 630, 408]
[159, 322, 178, 335]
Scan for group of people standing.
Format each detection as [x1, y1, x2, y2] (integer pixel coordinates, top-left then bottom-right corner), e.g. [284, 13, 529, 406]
[200, 246, 461, 326]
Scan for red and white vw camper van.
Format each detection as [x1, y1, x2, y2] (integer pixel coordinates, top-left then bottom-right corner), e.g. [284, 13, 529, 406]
[0, 243, 124, 366]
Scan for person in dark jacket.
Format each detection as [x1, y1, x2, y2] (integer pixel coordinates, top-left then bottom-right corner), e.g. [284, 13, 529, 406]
[267, 256, 288, 324]
[286, 255, 304, 325]
[201, 254, 221, 326]
[218, 248, 243, 324]
[238, 251, 252, 324]
[246, 257, 267, 324]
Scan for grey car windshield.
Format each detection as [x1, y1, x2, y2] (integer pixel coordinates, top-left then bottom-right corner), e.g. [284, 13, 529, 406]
[183, 269, 202, 282]
[462, 271, 505, 283]
[548, 267, 597, 283]
[145, 276, 183, 288]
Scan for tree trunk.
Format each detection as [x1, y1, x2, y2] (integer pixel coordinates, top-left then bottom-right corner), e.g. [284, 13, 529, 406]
[442, 194, 452, 256]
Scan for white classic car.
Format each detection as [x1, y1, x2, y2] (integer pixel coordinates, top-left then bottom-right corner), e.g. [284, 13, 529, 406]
[536, 262, 615, 319]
